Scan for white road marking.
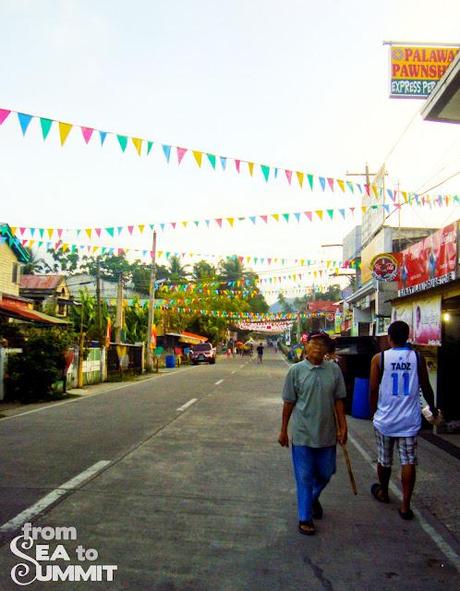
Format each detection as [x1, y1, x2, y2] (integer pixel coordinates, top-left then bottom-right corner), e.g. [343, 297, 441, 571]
[215, 379, 224, 385]
[176, 398, 197, 412]
[0, 461, 111, 534]
[231, 370, 237, 375]
[348, 433, 460, 572]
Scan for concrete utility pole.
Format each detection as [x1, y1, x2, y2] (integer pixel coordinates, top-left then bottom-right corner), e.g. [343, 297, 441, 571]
[146, 230, 157, 371]
[96, 259, 103, 345]
[114, 273, 123, 343]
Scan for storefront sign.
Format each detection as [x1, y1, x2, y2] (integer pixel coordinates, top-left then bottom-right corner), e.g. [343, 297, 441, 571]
[392, 296, 442, 346]
[371, 253, 400, 281]
[390, 45, 459, 98]
[413, 296, 442, 346]
[398, 224, 457, 296]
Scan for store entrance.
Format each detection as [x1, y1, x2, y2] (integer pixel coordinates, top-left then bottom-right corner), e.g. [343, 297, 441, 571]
[438, 296, 460, 428]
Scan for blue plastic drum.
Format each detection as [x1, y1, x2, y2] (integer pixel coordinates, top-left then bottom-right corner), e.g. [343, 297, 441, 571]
[351, 377, 371, 419]
[165, 354, 176, 368]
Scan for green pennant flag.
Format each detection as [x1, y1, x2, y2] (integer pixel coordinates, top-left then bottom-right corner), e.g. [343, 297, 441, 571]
[117, 135, 128, 152]
[207, 153, 216, 169]
[327, 209, 334, 219]
[106, 227, 114, 237]
[147, 141, 153, 155]
[307, 174, 314, 190]
[40, 118, 53, 140]
[282, 213, 290, 222]
[261, 165, 270, 182]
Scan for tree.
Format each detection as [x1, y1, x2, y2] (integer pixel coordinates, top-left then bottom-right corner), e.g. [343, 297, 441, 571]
[167, 255, 189, 283]
[82, 253, 132, 282]
[218, 257, 247, 283]
[48, 249, 81, 274]
[22, 248, 52, 274]
[277, 292, 294, 313]
[192, 260, 217, 282]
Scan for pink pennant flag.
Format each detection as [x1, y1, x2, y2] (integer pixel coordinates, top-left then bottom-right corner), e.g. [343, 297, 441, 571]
[171, 222, 176, 229]
[19, 227, 26, 235]
[0, 109, 11, 125]
[261, 215, 268, 224]
[304, 211, 313, 221]
[235, 159, 241, 173]
[81, 127, 94, 144]
[95, 228, 102, 237]
[327, 178, 334, 191]
[349, 207, 355, 215]
[128, 226, 134, 235]
[216, 218, 223, 228]
[285, 170, 292, 185]
[177, 147, 187, 165]
[57, 229, 63, 238]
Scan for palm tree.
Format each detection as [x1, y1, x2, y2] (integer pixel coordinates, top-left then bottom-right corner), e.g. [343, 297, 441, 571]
[167, 255, 189, 283]
[22, 248, 52, 274]
[192, 260, 217, 282]
[218, 256, 248, 283]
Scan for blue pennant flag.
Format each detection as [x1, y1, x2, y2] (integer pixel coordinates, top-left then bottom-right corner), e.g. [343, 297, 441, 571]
[162, 144, 171, 162]
[18, 112, 33, 136]
[319, 177, 326, 192]
[220, 156, 227, 170]
[99, 131, 108, 146]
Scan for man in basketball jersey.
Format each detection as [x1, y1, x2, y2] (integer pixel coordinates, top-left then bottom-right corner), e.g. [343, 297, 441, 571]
[369, 321, 438, 520]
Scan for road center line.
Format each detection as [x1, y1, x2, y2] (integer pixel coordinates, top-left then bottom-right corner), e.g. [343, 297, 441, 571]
[215, 379, 224, 385]
[348, 433, 460, 572]
[0, 461, 111, 534]
[176, 398, 197, 412]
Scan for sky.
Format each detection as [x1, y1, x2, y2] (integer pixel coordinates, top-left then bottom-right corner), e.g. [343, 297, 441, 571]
[1, 0, 459, 300]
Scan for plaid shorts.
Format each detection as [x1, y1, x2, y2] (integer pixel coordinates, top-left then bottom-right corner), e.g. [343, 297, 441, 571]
[374, 428, 418, 467]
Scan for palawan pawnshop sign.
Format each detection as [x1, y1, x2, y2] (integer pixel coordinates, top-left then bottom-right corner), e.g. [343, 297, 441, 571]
[390, 45, 459, 98]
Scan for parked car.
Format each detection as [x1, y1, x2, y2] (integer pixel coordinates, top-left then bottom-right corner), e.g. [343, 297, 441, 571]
[191, 343, 216, 365]
[333, 336, 380, 414]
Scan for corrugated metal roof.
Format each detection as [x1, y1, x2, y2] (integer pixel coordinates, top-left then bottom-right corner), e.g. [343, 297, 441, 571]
[0, 300, 69, 324]
[20, 275, 64, 290]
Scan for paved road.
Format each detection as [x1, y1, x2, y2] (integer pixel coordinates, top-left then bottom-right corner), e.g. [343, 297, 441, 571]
[0, 352, 459, 590]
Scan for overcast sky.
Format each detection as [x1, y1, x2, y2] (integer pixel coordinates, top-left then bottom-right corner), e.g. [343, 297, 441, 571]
[1, 0, 459, 297]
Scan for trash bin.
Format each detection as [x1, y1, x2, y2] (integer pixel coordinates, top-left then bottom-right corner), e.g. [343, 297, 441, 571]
[165, 354, 176, 368]
[351, 377, 371, 419]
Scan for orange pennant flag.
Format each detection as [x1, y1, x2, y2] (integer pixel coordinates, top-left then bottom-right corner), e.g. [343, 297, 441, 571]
[193, 151, 203, 167]
[132, 137, 143, 156]
[58, 122, 73, 146]
[296, 171, 304, 188]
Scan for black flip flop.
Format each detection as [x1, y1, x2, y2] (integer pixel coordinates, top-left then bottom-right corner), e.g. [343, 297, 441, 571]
[371, 483, 390, 504]
[398, 509, 414, 520]
[298, 520, 315, 536]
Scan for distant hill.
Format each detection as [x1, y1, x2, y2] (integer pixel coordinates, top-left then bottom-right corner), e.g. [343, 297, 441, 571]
[269, 298, 297, 314]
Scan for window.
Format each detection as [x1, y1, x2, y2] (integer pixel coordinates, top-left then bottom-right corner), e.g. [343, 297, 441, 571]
[58, 303, 66, 316]
[12, 263, 20, 284]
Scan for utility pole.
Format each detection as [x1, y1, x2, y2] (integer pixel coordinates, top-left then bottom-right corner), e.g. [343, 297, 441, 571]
[114, 273, 123, 343]
[146, 230, 157, 371]
[96, 259, 103, 345]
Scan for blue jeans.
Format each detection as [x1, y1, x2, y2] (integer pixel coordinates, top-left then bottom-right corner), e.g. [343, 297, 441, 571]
[291, 445, 337, 521]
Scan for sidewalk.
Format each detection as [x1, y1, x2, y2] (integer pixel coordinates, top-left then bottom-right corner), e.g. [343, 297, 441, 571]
[347, 415, 460, 545]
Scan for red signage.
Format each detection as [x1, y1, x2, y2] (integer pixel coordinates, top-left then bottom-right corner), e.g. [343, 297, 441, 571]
[371, 253, 401, 281]
[398, 224, 457, 296]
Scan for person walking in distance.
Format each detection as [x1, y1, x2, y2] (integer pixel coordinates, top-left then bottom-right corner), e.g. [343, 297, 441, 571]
[257, 342, 264, 364]
[369, 321, 439, 520]
[278, 331, 348, 536]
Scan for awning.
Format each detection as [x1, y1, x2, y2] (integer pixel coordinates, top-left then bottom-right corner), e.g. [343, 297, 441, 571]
[179, 331, 208, 345]
[0, 301, 70, 325]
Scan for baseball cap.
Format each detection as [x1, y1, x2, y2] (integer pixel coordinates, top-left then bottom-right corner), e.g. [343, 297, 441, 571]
[306, 331, 332, 345]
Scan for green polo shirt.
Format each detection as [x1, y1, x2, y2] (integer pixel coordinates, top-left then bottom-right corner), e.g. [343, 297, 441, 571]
[282, 359, 346, 447]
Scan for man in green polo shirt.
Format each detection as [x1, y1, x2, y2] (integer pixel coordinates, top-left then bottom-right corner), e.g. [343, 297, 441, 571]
[278, 331, 348, 536]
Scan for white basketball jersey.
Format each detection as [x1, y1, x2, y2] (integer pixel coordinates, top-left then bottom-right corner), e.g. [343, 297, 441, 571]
[373, 347, 421, 436]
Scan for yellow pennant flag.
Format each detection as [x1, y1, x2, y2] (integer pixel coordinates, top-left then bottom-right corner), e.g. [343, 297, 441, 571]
[402, 191, 408, 203]
[92, 246, 99, 254]
[58, 122, 73, 146]
[193, 151, 203, 167]
[248, 162, 254, 176]
[372, 185, 379, 199]
[337, 179, 345, 192]
[29, 240, 35, 247]
[62, 243, 69, 252]
[315, 210, 323, 220]
[226, 218, 235, 227]
[138, 224, 145, 233]
[296, 171, 304, 188]
[10, 227, 17, 235]
[361, 206, 368, 214]
[132, 137, 143, 156]
[272, 213, 280, 222]
[181, 221, 188, 228]
[85, 228, 92, 239]
[47, 228, 54, 238]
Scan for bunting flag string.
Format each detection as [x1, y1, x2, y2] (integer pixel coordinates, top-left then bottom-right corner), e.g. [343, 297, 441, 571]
[10, 194, 459, 244]
[1, 106, 459, 202]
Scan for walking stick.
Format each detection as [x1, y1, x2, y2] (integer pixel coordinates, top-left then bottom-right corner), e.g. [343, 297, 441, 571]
[334, 409, 358, 495]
